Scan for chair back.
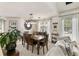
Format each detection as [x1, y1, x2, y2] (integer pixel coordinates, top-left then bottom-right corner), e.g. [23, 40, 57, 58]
[45, 34, 49, 43]
[23, 33, 36, 45]
[40, 34, 49, 44]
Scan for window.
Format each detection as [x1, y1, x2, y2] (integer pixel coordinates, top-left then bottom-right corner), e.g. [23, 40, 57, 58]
[9, 20, 17, 30]
[40, 21, 47, 32]
[64, 17, 72, 34]
[78, 17, 79, 32]
[0, 19, 4, 33]
[41, 26, 47, 32]
[0, 20, 2, 32]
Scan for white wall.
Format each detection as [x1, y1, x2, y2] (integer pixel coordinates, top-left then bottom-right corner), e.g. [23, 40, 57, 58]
[5, 17, 39, 35]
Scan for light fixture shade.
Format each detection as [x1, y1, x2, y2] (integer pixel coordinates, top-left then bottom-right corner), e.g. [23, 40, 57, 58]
[27, 23, 31, 27]
[24, 21, 32, 30]
[24, 14, 33, 30]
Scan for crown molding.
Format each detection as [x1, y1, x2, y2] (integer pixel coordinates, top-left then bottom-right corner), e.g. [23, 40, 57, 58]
[59, 7, 79, 14]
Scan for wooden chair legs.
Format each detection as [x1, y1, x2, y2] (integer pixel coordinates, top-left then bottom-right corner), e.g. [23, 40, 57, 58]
[46, 43, 48, 51]
[22, 42, 25, 47]
[27, 44, 29, 50]
[43, 46, 45, 54]
[32, 45, 34, 53]
[26, 44, 34, 53]
[37, 45, 40, 55]
[26, 45, 48, 55]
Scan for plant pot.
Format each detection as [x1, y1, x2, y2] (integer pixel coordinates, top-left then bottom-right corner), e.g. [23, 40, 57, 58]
[6, 42, 16, 52]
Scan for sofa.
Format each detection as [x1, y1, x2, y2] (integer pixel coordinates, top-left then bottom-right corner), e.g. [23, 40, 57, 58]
[46, 36, 79, 56]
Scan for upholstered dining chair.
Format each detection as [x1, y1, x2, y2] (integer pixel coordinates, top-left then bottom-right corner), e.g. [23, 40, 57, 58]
[22, 31, 28, 46]
[39, 34, 49, 54]
[23, 33, 37, 53]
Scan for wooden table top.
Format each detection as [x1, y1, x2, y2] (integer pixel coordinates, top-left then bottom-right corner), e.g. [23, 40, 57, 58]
[33, 35, 44, 40]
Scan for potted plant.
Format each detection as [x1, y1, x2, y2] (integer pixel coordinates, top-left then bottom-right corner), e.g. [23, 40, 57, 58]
[0, 27, 21, 53]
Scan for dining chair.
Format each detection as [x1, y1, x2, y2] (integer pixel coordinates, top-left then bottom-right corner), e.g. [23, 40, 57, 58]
[23, 33, 37, 53]
[39, 34, 49, 54]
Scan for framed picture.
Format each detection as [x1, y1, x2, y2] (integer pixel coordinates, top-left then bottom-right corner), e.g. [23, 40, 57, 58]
[9, 20, 17, 30]
[53, 22, 58, 31]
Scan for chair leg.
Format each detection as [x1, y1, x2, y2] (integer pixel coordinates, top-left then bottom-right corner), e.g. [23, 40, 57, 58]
[46, 43, 48, 51]
[22, 40, 24, 45]
[37, 45, 40, 55]
[22, 40, 23, 45]
[32, 45, 34, 53]
[22, 41, 25, 47]
[43, 46, 45, 54]
[27, 44, 29, 50]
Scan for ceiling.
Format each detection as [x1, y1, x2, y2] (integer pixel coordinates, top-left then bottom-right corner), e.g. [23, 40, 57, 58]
[56, 2, 79, 13]
[0, 2, 79, 19]
[0, 2, 58, 19]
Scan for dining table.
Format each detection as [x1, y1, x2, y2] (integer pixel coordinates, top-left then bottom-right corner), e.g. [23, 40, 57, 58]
[33, 35, 45, 55]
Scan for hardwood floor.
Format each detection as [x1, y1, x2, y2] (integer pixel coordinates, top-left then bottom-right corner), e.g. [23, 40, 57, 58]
[16, 40, 54, 56]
